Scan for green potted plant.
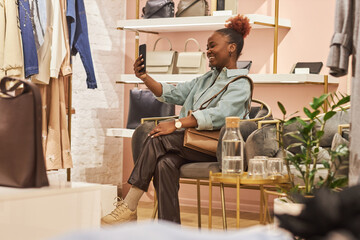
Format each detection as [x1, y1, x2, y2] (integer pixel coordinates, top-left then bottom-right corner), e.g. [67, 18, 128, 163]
[276, 92, 350, 202]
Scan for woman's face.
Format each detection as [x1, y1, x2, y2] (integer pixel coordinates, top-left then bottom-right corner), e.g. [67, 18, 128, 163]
[207, 32, 236, 70]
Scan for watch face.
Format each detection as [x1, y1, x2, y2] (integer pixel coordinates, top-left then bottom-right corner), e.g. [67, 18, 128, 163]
[175, 120, 182, 128]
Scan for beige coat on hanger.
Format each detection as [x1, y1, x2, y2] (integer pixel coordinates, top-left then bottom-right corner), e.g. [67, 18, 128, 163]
[0, 0, 24, 79]
[36, 0, 72, 170]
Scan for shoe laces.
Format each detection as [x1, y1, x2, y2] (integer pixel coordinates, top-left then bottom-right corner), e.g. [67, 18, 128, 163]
[110, 197, 129, 218]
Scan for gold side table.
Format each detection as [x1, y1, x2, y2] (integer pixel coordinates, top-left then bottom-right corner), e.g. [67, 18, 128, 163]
[208, 171, 290, 229]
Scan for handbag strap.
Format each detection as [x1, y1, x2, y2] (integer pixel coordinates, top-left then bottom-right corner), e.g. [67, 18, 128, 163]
[176, 0, 200, 17]
[199, 75, 254, 118]
[184, 38, 201, 52]
[0, 77, 49, 187]
[144, 0, 173, 19]
[0, 79, 24, 97]
[153, 37, 173, 51]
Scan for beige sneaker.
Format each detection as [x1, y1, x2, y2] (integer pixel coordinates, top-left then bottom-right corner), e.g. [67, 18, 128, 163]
[101, 198, 137, 225]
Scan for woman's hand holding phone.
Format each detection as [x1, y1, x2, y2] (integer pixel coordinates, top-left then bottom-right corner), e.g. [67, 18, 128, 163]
[134, 44, 147, 81]
[134, 55, 147, 81]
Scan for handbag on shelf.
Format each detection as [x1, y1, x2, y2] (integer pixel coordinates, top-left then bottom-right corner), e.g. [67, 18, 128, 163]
[236, 60, 252, 71]
[183, 75, 254, 156]
[176, 0, 209, 17]
[147, 37, 178, 74]
[0, 77, 49, 188]
[176, 38, 207, 74]
[126, 88, 175, 129]
[291, 62, 323, 74]
[142, 0, 175, 19]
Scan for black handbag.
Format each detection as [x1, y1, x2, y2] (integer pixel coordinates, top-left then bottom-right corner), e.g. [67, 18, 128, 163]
[236, 61, 252, 71]
[126, 89, 175, 129]
[291, 62, 323, 74]
[142, 0, 175, 19]
[0, 77, 49, 188]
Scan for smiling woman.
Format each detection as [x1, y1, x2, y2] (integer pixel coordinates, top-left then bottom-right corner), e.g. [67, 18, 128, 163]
[102, 14, 253, 226]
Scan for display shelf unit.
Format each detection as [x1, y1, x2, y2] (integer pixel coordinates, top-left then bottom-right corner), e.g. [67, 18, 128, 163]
[106, 128, 135, 138]
[117, 14, 291, 33]
[116, 74, 339, 85]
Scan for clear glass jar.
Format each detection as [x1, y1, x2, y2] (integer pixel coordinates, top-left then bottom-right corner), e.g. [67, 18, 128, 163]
[221, 117, 244, 174]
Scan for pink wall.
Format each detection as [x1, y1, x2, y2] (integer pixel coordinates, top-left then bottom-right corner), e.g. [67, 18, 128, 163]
[122, 0, 348, 211]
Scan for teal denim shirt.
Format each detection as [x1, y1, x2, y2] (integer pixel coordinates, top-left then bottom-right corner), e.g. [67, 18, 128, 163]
[157, 68, 251, 130]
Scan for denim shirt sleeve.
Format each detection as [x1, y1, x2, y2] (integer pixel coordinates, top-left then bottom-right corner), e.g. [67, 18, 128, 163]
[67, 0, 97, 89]
[156, 75, 202, 105]
[192, 77, 251, 130]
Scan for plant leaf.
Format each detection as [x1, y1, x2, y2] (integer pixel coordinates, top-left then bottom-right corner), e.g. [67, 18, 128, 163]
[278, 101, 286, 115]
[322, 161, 330, 169]
[310, 94, 329, 110]
[297, 118, 308, 127]
[284, 117, 297, 126]
[324, 111, 336, 121]
[334, 95, 350, 108]
[303, 107, 312, 119]
[316, 130, 324, 139]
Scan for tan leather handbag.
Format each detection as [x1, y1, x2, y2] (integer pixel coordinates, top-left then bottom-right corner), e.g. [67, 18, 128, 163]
[147, 37, 178, 74]
[177, 38, 207, 74]
[176, 0, 209, 17]
[183, 75, 254, 156]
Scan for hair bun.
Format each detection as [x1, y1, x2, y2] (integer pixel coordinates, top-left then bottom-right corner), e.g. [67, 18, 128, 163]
[225, 14, 251, 38]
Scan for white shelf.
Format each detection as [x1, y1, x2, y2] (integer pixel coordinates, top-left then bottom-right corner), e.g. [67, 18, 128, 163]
[117, 14, 291, 33]
[116, 74, 339, 84]
[106, 128, 135, 138]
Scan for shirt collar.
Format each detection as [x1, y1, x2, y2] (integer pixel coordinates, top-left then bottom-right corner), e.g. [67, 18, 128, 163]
[214, 67, 249, 77]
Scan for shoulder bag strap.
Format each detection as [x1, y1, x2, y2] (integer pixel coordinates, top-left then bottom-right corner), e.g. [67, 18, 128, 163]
[198, 75, 254, 118]
[176, 0, 200, 17]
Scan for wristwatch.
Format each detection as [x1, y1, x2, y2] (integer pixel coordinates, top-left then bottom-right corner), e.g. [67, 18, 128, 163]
[174, 119, 182, 129]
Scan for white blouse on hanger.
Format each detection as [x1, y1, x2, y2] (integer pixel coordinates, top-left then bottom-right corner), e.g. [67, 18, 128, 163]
[32, 0, 66, 84]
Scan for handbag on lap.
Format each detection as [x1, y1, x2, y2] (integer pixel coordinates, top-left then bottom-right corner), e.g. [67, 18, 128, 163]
[0, 77, 49, 188]
[183, 75, 253, 156]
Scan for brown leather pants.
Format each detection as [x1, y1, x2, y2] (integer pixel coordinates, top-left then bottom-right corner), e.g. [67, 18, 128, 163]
[128, 127, 216, 223]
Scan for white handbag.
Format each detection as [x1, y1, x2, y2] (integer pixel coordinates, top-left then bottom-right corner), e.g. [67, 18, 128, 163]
[176, 38, 207, 74]
[147, 37, 178, 74]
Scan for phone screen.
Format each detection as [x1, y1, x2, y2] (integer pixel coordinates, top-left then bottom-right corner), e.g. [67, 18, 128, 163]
[139, 44, 146, 72]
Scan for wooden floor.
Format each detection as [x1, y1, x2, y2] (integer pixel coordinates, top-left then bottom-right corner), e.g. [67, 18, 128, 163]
[137, 201, 261, 230]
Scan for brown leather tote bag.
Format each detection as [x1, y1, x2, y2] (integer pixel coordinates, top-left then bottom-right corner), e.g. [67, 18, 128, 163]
[0, 77, 49, 188]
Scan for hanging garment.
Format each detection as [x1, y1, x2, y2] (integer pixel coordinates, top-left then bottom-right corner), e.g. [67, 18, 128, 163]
[32, 0, 66, 84]
[0, 0, 24, 79]
[67, 0, 97, 89]
[18, 0, 39, 78]
[60, 0, 72, 76]
[29, 0, 47, 50]
[327, 0, 360, 185]
[39, 76, 73, 170]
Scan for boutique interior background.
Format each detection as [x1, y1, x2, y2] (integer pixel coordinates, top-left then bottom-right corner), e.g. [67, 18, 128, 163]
[69, 0, 350, 213]
[69, 1, 125, 187]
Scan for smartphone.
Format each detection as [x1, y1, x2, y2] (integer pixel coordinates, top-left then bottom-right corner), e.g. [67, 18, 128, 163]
[139, 44, 146, 73]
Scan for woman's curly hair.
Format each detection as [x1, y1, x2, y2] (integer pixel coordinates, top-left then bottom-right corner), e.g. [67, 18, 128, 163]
[216, 14, 252, 58]
[225, 14, 251, 38]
